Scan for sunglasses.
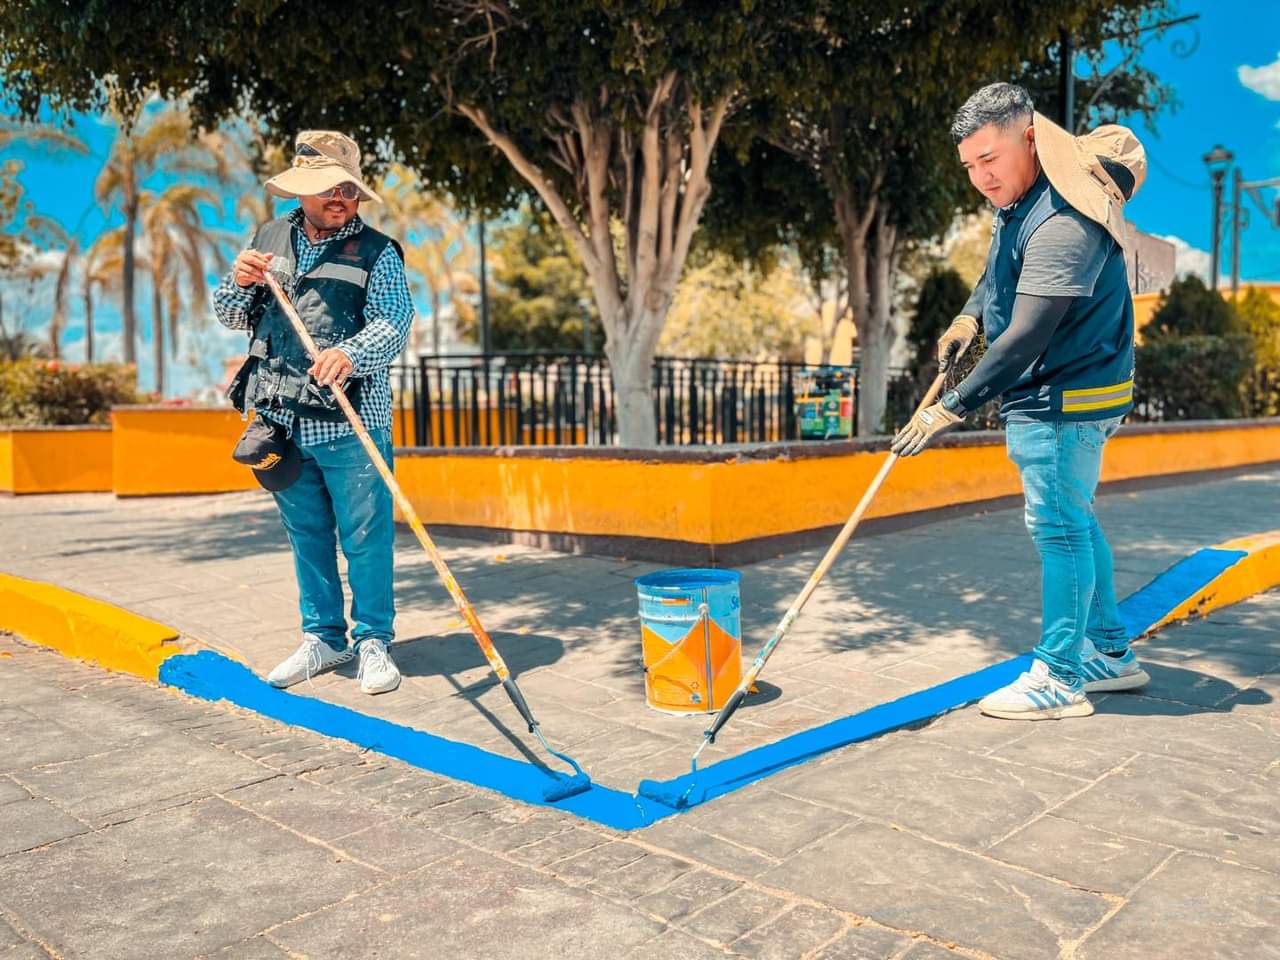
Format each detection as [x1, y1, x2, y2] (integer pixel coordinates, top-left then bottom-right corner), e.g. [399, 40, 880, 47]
[313, 183, 361, 201]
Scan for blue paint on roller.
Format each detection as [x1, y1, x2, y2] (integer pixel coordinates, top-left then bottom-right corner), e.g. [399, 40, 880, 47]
[1115, 547, 1245, 638]
[158, 541, 1254, 828]
[158, 651, 675, 830]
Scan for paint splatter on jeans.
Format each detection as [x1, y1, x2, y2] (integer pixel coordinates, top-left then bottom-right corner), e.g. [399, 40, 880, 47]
[272, 427, 396, 652]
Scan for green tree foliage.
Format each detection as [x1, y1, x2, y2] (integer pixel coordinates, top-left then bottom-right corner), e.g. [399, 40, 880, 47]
[905, 269, 972, 377]
[1135, 276, 1252, 420]
[1144, 275, 1241, 337]
[659, 252, 814, 361]
[483, 206, 602, 353]
[1236, 287, 1280, 417]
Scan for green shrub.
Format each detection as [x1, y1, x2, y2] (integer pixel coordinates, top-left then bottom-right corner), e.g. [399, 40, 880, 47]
[0, 359, 143, 426]
[1134, 334, 1253, 421]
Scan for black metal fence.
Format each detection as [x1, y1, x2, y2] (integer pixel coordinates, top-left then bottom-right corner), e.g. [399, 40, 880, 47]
[393, 353, 911, 448]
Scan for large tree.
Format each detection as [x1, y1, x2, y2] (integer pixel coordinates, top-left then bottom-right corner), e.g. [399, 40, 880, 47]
[705, 0, 1173, 435]
[0, 1, 795, 445]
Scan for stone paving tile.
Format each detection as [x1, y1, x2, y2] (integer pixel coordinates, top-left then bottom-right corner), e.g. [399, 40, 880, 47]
[0, 798, 88, 856]
[634, 870, 743, 923]
[762, 821, 1110, 960]
[270, 851, 664, 960]
[682, 887, 789, 947]
[329, 818, 465, 875]
[207, 935, 293, 958]
[13, 733, 274, 828]
[670, 784, 858, 860]
[0, 778, 30, 806]
[729, 904, 846, 960]
[587, 851, 695, 901]
[774, 739, 1084, 849]
[505, 826, 610, 868]
[988, 814, 1173, 896]
[636, 818, 781, 879]
[1075, 854, 1280, 960]
[549, 839, 649, 885]
[621, 927, 733, 960]
[0, 796, 378, 960]
[1051, 753, 1280, 874]
[809, 925, 914, 960]
[220, 775, 394, 842]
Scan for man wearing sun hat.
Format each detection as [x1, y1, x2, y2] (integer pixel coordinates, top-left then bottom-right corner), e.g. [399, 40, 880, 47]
[214, 130, 413, 696]
[891, 82, 1151, 720]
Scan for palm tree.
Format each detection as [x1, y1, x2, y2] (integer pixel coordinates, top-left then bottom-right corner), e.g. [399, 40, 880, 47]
[406, 222, 479, 355]
[0, 123, 86, 271]
[139, 184, 228, 394]
[94, 101, 237, 366]
[80, 229, 126, 363]
[367, 165, 476, 355]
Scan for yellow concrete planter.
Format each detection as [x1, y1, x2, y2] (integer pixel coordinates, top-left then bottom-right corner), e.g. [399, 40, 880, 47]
[0, 425, 113, 494]
[396, 418, 1280, 562]
[111, 406, 257, 496]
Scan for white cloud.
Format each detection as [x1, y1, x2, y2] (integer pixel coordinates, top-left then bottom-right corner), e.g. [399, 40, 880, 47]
[1153, 234, 1226, 285]
[1239, 52, 1280, 100]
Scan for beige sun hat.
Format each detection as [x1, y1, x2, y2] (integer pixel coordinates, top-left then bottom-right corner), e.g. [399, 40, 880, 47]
[1032, 111, 1147, 250]
[264, 131, 382, 203]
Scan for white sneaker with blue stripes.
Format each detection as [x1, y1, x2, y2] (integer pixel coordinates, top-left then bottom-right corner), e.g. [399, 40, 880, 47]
[1078, 637, 1149, 693]
[979, 659, 1094, 720]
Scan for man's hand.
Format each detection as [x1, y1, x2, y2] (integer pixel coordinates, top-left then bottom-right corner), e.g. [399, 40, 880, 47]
[233, 250, 273, 289]
[890, 402, 963, 457]
[309, 348, 354, 388]
[937, 315, 979, 371]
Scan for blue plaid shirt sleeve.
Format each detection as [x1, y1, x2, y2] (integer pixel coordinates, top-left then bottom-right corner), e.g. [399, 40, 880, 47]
[212, 272, 260, 331]
[336, 245, 414, 377]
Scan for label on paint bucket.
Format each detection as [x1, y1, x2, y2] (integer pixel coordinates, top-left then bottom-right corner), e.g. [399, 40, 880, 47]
[635, 569, 743, 715]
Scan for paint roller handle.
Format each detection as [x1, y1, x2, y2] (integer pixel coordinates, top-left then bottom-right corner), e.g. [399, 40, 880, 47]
[502, 677, 539, 733]
[703, 687, 748, 745]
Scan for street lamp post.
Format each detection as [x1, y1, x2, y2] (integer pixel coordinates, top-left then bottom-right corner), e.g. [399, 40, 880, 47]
[1202, 145, 1234, 291]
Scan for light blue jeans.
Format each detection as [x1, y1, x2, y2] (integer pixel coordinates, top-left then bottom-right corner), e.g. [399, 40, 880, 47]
[1005, 416, 1129, 687]
[272, 429, 396, 653]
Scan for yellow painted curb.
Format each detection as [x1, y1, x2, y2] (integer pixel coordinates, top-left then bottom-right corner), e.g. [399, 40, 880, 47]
[0, 573, 181, 680]
[1145, 530, 1280, 635]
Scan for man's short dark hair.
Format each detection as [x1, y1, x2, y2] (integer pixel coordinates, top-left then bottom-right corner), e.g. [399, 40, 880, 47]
[950, 83, 1035, 144]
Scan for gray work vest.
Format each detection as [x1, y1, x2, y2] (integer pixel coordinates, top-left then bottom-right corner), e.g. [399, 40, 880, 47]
[227, 217, 401, 423]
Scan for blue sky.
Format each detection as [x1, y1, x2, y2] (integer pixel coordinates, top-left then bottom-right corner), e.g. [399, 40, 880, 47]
[4, 1, 1280, 397]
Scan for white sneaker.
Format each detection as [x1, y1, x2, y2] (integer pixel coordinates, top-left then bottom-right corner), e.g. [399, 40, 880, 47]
[1079, 637, 1150, 693]
[979, 659, 1094, 720]
[267, 633, 354, 688]
[357, 638, 401, 695]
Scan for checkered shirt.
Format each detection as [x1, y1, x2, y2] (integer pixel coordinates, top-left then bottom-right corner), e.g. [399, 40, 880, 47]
[213, 209, 413, 446]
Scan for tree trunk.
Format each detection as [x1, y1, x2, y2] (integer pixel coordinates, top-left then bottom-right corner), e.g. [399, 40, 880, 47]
[856, 209, 900, 437]
[603, 306, 662, 446]
[151, 279, 164, 395]
[50, 241, 76, 360]
[83, 285, 94, 363]
[431, 289, 441, 354]
[122, 196, 138, 365]
[454, 83, 728, 448]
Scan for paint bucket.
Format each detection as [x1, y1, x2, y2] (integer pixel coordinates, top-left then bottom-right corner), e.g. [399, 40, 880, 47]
[635, 569, 743, 714]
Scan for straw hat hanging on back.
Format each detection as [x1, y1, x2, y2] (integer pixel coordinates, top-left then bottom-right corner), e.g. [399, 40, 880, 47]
[1032, 112, 1147, 249]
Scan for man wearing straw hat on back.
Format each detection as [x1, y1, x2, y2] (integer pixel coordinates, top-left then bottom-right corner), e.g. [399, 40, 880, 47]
[891, 82, 1150, 720]
[214, 131, 413, 695]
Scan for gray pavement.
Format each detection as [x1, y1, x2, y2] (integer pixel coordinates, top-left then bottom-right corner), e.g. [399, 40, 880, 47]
[1, 467, 1279, 958]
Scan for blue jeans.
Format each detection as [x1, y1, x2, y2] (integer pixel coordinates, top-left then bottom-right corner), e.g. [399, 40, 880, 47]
[1005, 416, 1129, 687]
[272, 428, 396, 653]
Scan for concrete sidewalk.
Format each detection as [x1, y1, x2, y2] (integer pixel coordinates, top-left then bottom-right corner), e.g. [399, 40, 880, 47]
[2, 468, 1279, 958]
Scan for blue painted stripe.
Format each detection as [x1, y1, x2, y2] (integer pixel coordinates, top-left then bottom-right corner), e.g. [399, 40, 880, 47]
[158, 652, 670, 831]
[1116, 547, 1246, 638]
[155, 540, 1255, 829]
